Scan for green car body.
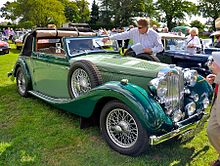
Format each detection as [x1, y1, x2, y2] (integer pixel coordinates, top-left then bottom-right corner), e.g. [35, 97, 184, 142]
[9, 28, 213, 156]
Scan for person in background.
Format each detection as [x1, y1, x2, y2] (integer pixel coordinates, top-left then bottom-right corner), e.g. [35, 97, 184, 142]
[186, 28, 190, 36]
[152, 24, 159, 32]
[102, 18, 163, 58]
[185, 27, 201, 54]
[210, 18, 220, 48]
[123, 24, 134, 52]
[117, 27, 124, 48]
[214, 35, 220, 48]
[177, 29, 184, 36]
[206, 52, 220, 166]
[206, 18, 220, 166]
[162, 27, 169, 33]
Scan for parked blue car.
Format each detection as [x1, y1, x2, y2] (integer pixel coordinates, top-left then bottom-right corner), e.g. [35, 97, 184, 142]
[155, 33, 211, 77]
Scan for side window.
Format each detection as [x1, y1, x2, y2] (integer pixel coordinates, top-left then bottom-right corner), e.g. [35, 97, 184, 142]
[36, 38, 66, 57]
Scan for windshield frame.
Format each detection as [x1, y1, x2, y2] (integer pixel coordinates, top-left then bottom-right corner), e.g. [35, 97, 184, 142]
[163, 37, 186, 52]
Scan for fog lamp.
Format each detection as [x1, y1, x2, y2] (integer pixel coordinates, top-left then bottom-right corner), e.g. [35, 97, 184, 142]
[185, 102, 196, 116]
[203, 97, 210, 109]
[172, 109, 183, 122]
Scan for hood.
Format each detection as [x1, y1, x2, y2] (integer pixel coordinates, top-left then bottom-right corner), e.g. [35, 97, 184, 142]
[70, 53, 168, 78]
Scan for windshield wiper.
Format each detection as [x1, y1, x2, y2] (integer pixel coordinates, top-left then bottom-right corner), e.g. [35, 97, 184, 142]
[95, 41, 106, 52]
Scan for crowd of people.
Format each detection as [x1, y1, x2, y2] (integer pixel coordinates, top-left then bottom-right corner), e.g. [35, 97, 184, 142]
[100, 18, 220, 59]
[0, 27, 28, 43]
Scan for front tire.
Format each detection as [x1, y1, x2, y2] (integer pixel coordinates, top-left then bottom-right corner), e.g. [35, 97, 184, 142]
[100, 100, 149, 156]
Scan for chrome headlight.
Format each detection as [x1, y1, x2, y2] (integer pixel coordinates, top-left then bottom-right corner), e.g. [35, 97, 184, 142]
[183, 69, 198, 87]
[185, 102, 196, 116]
[149, 77, 167, 103]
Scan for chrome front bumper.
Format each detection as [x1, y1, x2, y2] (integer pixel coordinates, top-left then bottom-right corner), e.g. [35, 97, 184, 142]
[149, 112, 209, 145]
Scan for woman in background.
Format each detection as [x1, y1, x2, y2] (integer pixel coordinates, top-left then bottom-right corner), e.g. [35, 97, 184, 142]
[185, 27, 201, 54]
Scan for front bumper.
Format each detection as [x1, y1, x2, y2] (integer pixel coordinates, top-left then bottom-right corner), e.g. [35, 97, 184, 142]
[149, 112, 209, 145]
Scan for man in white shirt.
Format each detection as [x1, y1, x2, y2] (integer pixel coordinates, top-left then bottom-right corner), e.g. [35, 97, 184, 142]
[102, 18, 163, 57]
[185, 27, 201, 54]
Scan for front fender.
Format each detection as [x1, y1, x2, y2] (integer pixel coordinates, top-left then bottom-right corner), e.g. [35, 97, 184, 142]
[95, 81, 173, 134]
[52, 81, 173, 134]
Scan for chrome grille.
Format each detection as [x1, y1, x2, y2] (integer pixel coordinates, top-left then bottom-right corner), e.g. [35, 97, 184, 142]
[165, 69, 184, 112]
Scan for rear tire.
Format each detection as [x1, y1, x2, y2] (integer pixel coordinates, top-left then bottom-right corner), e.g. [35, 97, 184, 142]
[16, 67, 30, 97]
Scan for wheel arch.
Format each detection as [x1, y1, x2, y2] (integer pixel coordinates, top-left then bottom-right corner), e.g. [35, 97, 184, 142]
[88, 97, 119, 126]
[84, 82, 173, 133]
[13, 58, 32, 89]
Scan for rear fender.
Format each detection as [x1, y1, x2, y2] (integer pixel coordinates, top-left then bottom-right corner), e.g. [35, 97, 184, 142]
[12, 57, 32, 87]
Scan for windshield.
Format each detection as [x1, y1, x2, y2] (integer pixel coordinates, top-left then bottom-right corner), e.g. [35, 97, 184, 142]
[65, 37, 119, 56]
[164, 38, 186, 51]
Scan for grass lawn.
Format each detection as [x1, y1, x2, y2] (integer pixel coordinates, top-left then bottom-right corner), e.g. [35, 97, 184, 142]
[0, 45, 218, 165]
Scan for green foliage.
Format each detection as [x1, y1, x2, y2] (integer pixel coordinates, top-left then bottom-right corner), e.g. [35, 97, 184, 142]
[198, 0, 220, 30]
[90, 0, 99, 29]
[18, 21, 34, 29]
[76, 0, 90, 23]
[156, 0, 197, 30]
[0, 0, 79, 27]
[64, 1, 81, 22]
[98, 0, 155, 28]
[190, 20, 205, 33]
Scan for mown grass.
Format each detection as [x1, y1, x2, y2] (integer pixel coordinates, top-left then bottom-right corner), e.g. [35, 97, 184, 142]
[0, 45, 218, 165]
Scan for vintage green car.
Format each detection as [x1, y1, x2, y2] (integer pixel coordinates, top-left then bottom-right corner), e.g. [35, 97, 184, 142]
[8, 28, 213, 156]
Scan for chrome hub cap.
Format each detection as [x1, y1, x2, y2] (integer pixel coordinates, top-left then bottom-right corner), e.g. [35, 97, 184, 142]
[106, 108, 138, 148]
[17, 71, 26, 94]
[71, 68, 91, 97]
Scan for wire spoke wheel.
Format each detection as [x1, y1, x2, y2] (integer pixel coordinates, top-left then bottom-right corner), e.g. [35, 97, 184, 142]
[17, 70, 26, 94]
[106, 108, 138, 148]
[100, 100, 149, 156]
[70, 68, 92, 97]
[68, 60, 102, 98]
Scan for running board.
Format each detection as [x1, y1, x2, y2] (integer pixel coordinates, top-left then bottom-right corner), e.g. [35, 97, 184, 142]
[28, 90, 71, 104]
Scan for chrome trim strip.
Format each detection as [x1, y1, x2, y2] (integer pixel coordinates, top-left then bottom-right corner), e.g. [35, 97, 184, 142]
[149, 113, 209, 145]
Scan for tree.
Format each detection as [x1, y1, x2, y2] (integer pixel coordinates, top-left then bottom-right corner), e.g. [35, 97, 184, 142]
[76, 0, 90, 23]
[90, 0, 99, 28]
[156, 0, 197, 30]
[64, 1, 81, 22]
[190, 20, 205, 33]
[98, 0, 153, 28]
[198, 0, 220, 30]
[1, 0, 66, 27]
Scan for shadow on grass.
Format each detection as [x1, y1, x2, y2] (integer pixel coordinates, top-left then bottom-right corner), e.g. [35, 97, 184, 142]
[9, 48, 21, 55]
[145, 139, 210, 165]
[0, 84, 211, 165]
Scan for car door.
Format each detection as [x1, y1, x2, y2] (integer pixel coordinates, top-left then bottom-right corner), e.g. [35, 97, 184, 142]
[31, 38, 70, 98]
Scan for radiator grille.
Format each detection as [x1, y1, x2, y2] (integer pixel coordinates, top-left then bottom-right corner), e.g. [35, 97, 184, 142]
[164, 70, 184, 112]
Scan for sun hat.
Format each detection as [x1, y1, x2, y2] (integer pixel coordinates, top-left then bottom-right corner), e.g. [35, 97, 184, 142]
[210, 18, 220, 36]
[212, 51, 220, 67]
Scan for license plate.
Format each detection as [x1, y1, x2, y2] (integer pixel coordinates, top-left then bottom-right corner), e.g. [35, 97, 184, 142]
[181, 129, 194, 143]
[181, 119, 206, 143]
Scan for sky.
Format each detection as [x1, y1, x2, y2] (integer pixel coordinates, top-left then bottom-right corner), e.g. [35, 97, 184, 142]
[0, 0, 207, 25]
